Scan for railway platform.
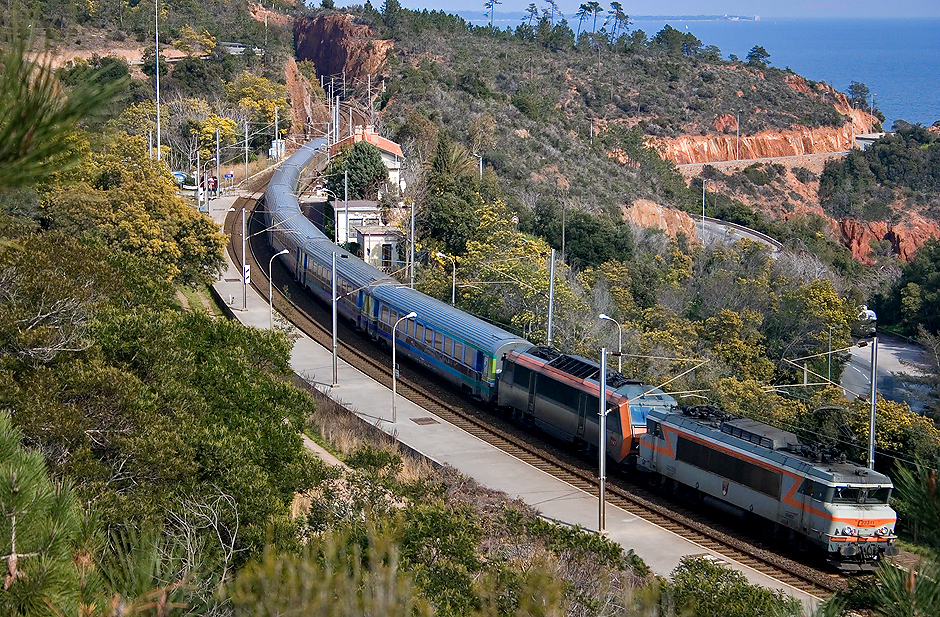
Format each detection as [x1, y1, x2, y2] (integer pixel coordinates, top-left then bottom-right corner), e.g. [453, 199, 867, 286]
[207, 192, 821, 610]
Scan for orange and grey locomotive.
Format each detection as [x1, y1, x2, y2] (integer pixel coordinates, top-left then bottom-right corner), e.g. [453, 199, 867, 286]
[638, 405, 898, 570]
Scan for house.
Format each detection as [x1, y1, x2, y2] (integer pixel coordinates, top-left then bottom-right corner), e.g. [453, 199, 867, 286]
[333, 199, 384, 245]
[357, 225, 405, 272]
[329, 125, 404, 188]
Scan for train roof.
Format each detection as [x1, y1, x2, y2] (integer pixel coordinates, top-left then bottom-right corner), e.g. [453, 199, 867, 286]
[648, 406, 893, 487]
[511, 346, 677, 406]
[371, 284, 531, 355]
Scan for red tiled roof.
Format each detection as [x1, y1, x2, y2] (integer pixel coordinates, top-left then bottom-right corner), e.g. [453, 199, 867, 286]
[330, 128, 404, 158]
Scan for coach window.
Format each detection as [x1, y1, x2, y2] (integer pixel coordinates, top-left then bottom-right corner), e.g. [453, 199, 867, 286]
[464, 345, 474, 366]
[381, 306, 389, 325]
[406, 320, 414, 337]
[390, 310, 397, 327]
[454, 342, 463, 364]
[415, 323, 424, 342]
[434, 331, 443, 351]
[444, 336, 453, 357]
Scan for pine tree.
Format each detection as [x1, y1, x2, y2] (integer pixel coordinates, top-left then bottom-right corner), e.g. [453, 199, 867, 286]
[0, 411, 85, 616]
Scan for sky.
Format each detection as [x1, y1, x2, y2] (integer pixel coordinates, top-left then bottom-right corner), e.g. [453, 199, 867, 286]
[382, 1, 940, 19]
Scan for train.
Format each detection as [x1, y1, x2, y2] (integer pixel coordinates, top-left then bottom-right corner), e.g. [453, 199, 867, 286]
[261, 139, 898, 569]
[638, 405, 899, 570]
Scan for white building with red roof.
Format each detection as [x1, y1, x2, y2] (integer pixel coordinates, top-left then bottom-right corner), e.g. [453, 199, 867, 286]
[329, 125, 404, 188]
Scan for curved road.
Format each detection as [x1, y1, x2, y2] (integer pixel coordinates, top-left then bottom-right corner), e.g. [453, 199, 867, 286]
[841, 334, 930, 414]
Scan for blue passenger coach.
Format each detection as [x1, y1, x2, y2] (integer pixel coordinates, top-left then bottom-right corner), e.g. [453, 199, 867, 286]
[263, 139, 530, 402]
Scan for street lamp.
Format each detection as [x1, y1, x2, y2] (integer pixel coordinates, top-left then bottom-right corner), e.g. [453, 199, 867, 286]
[436, 252, 456, 304]
[598, 314, 622, 373]
[856, 305, 879, 470]
[392, 311, 418, 423]
[331, 251, 348, 388]
[400, 179, 414, 288]
[268, 248, 289, 329]
[598, 347, 608, 534]
[198, 156, 216, 211]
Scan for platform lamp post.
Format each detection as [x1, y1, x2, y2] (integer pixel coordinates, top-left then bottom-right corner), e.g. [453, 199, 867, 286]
[154, 0, 161, 161]
[437, 252, 456, 304]
[392, 311, 418, 423]
[400, 179, 415, 288]
[331, 252, 348, 388]
[268, 249, 289, 329]
[857, 306, 879, 469]
[241, 207, 248, 311]
[598, 348, 608, 534]
[547, 248, 556, 347]
[598, 314, 622, 373]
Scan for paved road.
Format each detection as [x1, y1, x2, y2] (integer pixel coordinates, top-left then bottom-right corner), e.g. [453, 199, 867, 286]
[841, 335, 931, 414]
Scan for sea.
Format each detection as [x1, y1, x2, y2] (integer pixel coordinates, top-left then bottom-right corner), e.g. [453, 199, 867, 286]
[470, 14, 940, 129]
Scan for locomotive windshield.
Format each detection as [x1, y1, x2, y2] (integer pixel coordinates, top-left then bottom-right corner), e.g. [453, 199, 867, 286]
[831, 486, 892, 504]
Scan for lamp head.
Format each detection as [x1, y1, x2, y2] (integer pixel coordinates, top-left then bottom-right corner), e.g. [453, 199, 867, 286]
[405, 311, 417, 319]
[277, 248, 289, 256]
[599, 313, 610, 320]
[436, 252, 446, 259]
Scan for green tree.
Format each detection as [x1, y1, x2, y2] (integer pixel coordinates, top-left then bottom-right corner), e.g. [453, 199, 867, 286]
[746, 45, 771, 66]
[0, 18, 124, 189]
[670, 556, 802, 617]
[229, 522, 432, 617]
[0, 411, 86, 616]
[325, 141, 390, 201]
[848, 80, 870, 108]
[877, 239, 940, 334]
[44, 133, 226, 287]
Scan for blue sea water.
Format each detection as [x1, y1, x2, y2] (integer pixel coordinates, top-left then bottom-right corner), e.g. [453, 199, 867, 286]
[474, 13, 940, 128]
[627, 17, 940, 129]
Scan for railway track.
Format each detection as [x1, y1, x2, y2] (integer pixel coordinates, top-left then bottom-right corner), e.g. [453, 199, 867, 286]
[225, 194, 847, 601]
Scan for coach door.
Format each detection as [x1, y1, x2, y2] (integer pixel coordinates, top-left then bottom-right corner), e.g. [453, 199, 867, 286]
[576, 394, 589, 438]
[526, 372, 537, 416]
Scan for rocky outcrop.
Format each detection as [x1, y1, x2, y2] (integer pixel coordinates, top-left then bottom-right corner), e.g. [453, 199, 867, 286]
[293, 14, 392, 84]
[655, 78, 878, 165]
[622, 200, 697, 239]
[657, 123, 861, 165]
[837, 215, 940, 264]
[285, 57, 330, 143]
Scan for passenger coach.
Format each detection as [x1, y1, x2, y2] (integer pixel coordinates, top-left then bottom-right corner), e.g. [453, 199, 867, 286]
[498, 346, 676, 466]
[263, 138, 530, 403]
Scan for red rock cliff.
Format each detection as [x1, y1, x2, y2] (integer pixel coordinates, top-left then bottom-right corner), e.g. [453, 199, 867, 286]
[293, 14, 392, 84]
[837, 215, 940, 264]
[655, 78, 878, 165]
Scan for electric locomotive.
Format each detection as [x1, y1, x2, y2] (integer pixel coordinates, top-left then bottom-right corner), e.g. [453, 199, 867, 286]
[498, 346, 676, 466]
[638, 405, 899, 570]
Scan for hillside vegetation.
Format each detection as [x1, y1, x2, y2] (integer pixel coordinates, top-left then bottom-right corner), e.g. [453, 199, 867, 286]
[2, 5, 940, 616]
[354, 5, 851, 219]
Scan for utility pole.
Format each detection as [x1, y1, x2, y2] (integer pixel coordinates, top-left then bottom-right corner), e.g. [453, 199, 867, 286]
[155, 0, 161, 160]
[547, 248, 555, 346]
